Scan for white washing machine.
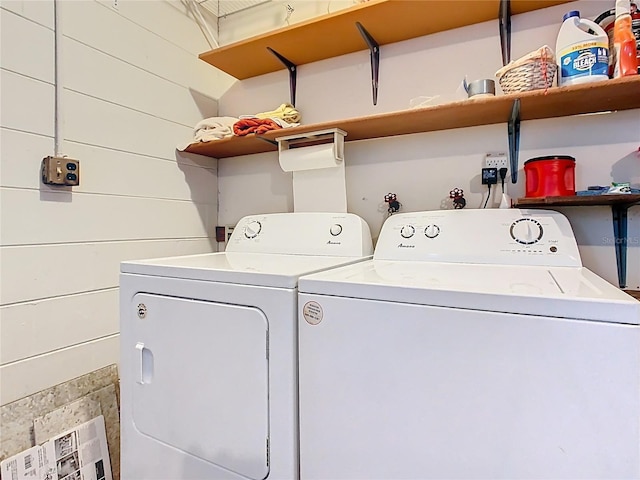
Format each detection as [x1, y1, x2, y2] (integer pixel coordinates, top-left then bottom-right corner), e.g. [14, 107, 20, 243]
[120, 212, 372, 480]
[298, 209, 640, 480]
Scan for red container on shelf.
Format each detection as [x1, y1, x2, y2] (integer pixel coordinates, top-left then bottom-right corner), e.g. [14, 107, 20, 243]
[524, 155, 576, 197]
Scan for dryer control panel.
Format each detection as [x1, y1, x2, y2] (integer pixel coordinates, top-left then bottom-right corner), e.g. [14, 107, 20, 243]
[374, 209, 581, 267]
[226, 212, 373, 257]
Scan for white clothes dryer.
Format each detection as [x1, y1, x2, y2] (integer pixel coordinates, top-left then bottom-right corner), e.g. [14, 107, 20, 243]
[298, 209, 640, 480]
[120, 212, 372, 480]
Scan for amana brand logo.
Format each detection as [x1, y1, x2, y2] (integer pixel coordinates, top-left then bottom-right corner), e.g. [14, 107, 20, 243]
[327, 240, 341, 245]
[397, 243, 415, 248]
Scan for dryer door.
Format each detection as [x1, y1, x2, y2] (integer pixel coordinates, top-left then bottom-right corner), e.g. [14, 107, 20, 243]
[130, 293, 269, 480]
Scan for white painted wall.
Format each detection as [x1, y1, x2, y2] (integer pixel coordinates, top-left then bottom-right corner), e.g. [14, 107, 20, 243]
[217, 0, 356, 45]
[217, 0, 640, 290]
[0, 0, 229, 405]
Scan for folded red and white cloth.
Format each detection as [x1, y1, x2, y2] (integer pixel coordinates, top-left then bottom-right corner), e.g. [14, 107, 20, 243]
[177, 104, 302, 150]
[233, 118, 281, 136]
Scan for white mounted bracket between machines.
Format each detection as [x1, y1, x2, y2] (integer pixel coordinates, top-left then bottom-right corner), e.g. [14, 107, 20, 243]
[276, 128, 346, 172]
[275, 128, 348, 213]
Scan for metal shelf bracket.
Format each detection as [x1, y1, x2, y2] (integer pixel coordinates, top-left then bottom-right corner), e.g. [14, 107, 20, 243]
[499, 0, 512, 66]
[356, 22, 380, 106]
[267, 47, 297, 106]
[255, 136, 279, 146]
[612, 202, 634, 289]
[508, 98, 520, 183]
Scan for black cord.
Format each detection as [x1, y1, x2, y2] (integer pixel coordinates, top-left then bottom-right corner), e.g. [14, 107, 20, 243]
[499, 167, 508, 193]
[483, 184, 491, 209]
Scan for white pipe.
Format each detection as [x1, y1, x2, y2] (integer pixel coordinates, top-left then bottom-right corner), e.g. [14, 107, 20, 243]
[191, 0, 219, 49]
[54, 0, 64, 156]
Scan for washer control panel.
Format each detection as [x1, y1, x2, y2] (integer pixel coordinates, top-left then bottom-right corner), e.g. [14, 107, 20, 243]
[375, 209, 581, 267]
[227, 213, 373, 257]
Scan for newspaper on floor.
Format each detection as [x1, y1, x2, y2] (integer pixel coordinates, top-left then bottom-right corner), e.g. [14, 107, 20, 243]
[0, 415, 112, 480]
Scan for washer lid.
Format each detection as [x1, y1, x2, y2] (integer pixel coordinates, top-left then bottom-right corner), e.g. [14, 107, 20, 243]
[299, 261, 640, 324]
[121, 252, 371, 288]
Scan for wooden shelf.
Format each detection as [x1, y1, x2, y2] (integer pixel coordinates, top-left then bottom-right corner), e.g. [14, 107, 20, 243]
[516, 193, 640, 290]
[515, 194, 640, 207]
[200, 0, 573, 80]
[184, 75, 640, 159]
[625, 290, 640, 300]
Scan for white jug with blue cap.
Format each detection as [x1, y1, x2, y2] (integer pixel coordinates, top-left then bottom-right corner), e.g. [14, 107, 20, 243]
[556, 10, 609, 86]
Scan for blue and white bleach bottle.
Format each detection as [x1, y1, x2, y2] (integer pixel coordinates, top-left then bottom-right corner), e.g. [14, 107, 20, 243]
[556, 10, 609, 86]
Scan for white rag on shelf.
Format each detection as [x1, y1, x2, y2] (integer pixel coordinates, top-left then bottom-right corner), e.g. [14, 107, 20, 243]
[176, 116, 239, 151]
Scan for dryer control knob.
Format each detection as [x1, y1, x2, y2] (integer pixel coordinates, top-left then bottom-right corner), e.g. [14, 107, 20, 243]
[244, 220, 262, 239]
[400, 225, 415, 238]
[330, 224, 343, 236]
[424, 224, 440, 238]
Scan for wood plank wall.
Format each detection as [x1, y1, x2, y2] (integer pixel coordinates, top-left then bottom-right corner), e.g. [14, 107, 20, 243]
[0, 0, 231, 405]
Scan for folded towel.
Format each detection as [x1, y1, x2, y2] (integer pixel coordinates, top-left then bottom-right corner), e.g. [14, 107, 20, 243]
[176, 116, 239, 150]
[233, 118, 281, 136]
[241, 103, 301, 124]
[193, 116, 239, 141]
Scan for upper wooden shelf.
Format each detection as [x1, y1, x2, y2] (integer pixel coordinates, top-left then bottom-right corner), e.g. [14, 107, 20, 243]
[200, 0, 573, 80]
[515, 194, 640, 207]
[184, 75, 640, 159]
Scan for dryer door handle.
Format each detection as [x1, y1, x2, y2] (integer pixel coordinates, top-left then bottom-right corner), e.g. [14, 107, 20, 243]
[135, 342, 154, 384]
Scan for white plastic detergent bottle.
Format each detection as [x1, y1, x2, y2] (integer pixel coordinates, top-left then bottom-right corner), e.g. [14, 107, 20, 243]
[556, 10, 610, 86]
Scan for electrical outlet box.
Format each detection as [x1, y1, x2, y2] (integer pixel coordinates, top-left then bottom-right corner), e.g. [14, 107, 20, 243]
[42, 156, 80, 186]
[481, 167, 498, 185]
[215, 225, 235, 249]
[215, 226, 235, 243]
[485, 153, 508, 169]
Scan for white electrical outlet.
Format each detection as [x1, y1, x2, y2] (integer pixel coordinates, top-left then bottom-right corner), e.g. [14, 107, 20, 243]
[485, 153, 508, 169]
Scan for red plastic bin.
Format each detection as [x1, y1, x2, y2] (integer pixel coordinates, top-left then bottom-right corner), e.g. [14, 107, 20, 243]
[524, 155, 576, 197]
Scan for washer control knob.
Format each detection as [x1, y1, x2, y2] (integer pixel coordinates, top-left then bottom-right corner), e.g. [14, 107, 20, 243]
[424, 224, 440, 238]
[510, 218, 543, 245]
[400, 225, 415, 239]
[244, 220, 262, 239]
[330, 224, 343, 236]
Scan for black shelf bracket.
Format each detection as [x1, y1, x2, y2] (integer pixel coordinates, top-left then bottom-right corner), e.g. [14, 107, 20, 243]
[508, 98, 520, 184]
[499, 0, 512, 66]
[255, 136, 279, 146]
[612, 202, 638, 289]
[267, 47, 297, 106]
[356, 22, 380, 106]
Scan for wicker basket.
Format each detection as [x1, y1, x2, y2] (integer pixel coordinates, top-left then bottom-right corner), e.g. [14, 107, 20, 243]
[496, 46, 557, 94]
